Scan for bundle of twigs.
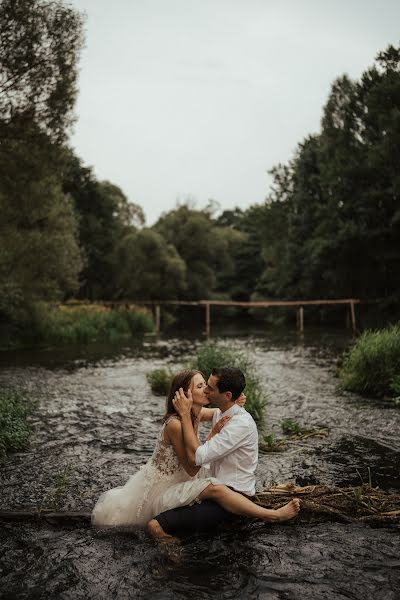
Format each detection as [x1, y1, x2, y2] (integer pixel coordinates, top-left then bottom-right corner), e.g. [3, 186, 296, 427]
[255, 483, 400, 524]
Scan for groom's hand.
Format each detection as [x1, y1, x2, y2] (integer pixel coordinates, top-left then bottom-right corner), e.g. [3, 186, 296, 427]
[173, 387, 193, 417]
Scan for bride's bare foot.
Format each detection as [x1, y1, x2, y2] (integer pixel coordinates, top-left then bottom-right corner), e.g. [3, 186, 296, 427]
[271, 498, 301, 522]
[147, 519, 180, 544]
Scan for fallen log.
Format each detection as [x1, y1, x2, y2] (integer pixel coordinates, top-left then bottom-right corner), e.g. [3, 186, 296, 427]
[1, 484, 399, 526]
[0, 509, 91, 526]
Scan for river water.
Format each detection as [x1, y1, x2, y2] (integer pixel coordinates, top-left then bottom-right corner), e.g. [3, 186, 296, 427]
[0, 327, 399, 599]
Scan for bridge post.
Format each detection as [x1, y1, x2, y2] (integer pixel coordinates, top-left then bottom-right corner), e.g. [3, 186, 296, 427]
[155, 304, 161, 334]
[205, 303, 210, 337]
[350, 300, 356, 332]
[297, 306, 304, 332]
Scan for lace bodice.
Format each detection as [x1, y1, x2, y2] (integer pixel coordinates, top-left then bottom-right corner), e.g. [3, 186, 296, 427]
[149, 418, 186, 478]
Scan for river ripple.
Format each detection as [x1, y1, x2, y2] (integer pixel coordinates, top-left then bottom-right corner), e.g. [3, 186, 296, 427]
[0, 329, 399, 599]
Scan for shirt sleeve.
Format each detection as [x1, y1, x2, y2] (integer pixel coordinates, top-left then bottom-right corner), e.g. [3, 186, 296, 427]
[195, 417, 249, 466]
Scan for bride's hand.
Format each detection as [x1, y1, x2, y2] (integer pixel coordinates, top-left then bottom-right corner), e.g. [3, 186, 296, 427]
[173, 387, 193, 416]
[236, 393, 246, 407]
[206, 415, 231, 440]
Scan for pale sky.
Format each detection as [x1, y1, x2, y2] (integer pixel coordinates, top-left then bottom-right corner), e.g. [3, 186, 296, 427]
[69, 0, 400, 225]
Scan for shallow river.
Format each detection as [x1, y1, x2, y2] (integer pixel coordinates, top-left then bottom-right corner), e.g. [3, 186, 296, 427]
[1, 327, 399, 599]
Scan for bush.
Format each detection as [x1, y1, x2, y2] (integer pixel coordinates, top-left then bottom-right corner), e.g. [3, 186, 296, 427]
[0, 390, 32, 458]
[339, 323, 400, 400]
[147, 368, 173, 395]
[189, 342, 267, 423]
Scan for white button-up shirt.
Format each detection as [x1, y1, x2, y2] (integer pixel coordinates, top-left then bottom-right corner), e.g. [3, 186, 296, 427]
[195, 404, 258, 496]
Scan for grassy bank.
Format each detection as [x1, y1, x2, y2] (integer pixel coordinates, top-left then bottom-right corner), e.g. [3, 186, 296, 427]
[0, 390, 33, 459]
[339, 323, 400, 401]
[1, 302, 154, 349]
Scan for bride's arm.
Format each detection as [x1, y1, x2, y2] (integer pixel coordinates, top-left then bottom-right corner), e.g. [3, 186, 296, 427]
[200, 393, 247, 421]
[199, 407, 217, 422]
[165, 418, 201, 477]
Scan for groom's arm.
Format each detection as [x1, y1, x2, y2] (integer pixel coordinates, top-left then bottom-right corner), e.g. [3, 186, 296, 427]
[180, 415, 249, 467]
[194, 419, 249, 466]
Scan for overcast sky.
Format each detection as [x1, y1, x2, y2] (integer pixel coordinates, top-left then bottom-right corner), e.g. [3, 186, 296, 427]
[69, 0, 400, 225]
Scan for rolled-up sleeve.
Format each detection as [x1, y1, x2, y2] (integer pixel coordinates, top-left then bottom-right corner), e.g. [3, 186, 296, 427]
[195, 419, 249, 466]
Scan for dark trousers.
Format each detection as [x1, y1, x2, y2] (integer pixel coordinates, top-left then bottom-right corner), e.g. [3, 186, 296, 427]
[155, 500, 241, 536]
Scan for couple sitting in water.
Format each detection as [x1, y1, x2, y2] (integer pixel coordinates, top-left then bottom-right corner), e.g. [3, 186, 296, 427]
[92, 367, 300, 539]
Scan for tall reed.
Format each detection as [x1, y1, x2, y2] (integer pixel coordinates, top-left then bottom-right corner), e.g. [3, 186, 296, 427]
[29, 302, 154, 346]
[0, 390, 32, 458]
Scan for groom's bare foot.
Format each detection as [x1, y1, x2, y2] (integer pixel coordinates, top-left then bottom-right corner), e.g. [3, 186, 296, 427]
[147, 519, 180, 544]
[272, 498, 301, 522]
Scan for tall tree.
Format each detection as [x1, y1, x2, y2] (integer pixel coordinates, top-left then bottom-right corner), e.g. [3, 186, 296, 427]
[114, 229, 187, 300]
[0, 0, 85, 324]
[256, 44, 400, 304]
[0, 0, 84, 142]
[154, 205, 242, 299]
[62, 153, 145, 299]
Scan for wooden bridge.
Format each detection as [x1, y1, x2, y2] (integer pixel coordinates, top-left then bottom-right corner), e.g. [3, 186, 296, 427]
[102, 298, 360, 335]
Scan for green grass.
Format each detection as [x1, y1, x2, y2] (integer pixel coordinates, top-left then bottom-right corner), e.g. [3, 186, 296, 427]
[0, 390, 33, 458]
[259, 433, 286, 453]
[147, 368, 173, 395]
[29, 303, 154, 346]
[189, 342, 268, 423]
[339, 323, 400, 401]
[280, 418, 303, 436]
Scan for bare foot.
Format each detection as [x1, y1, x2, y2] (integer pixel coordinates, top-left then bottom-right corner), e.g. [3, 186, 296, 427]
[147, 519, 180, 544]
[272, 498, 301, 522]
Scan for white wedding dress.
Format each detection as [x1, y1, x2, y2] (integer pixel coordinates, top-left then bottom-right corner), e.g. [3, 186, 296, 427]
[92, 416, 218, 527]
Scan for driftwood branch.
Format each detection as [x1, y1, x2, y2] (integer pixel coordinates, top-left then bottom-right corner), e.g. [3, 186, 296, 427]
[1, 484, 399, 527]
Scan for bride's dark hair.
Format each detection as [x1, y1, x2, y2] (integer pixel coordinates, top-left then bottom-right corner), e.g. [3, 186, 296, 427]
[163, 369, 204, 424]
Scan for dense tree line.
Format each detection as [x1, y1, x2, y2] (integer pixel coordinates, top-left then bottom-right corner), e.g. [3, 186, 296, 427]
[1, 0, 399, 335]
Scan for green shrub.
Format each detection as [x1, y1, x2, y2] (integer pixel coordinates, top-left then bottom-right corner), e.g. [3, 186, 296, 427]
[0, 390, 32, 458]
[189, 342, 267, 423]
[147, 368, 173, 395]
[339, 323, 400, 400]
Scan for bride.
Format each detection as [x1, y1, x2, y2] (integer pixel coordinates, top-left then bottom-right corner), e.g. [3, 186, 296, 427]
[92, 369, 300, 530]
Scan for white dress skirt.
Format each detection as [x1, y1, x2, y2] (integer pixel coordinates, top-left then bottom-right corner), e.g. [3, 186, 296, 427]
[92, 420, 219, 527]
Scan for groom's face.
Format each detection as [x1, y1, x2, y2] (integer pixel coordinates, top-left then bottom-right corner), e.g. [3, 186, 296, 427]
[205, 374, 230, 407]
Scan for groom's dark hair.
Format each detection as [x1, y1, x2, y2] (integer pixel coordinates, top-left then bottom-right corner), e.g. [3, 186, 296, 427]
[211, 367, 245, 400]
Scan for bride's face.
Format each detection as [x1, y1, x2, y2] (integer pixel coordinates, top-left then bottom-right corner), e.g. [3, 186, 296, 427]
[190, 373, 208, 406]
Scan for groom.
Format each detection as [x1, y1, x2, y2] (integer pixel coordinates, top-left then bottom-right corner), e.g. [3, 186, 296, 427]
[148, 367, 258, 539]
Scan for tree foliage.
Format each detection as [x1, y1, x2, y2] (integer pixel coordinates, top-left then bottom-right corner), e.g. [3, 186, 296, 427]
[114, 229, 187, 300]
[155, 205, 243, 299]
[0, 0, 85, 326]
[255, 44, 400, 303]
[0, 0, 84, 142]
[1, 30, 399, 336]
[62, 153, 145, 299]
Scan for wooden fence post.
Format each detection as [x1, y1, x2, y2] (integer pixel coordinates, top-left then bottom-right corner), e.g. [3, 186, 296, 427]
[205, 303, 210, 337]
